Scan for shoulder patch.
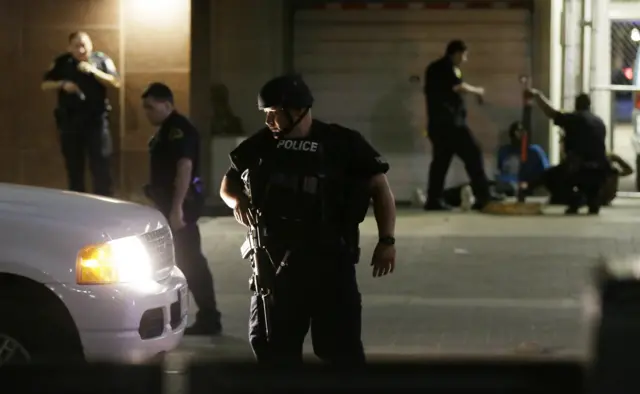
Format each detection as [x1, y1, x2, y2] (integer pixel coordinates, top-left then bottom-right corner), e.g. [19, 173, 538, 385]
[454, 66, 462, 79]
[95, 51, 105, 58]
[168, 128, 184, 140]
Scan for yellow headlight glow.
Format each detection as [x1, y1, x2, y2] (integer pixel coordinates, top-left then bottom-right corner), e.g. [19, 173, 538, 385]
[76, 236, 153, 285]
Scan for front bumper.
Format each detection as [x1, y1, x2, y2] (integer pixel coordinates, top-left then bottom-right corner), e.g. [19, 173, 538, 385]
[49, 266, 188, 363]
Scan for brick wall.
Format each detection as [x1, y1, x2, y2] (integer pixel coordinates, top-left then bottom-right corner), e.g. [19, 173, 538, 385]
[0, 0, 190, 198]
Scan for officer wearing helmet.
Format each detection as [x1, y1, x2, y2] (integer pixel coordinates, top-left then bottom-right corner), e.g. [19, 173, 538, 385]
[219, 74, 397, 364]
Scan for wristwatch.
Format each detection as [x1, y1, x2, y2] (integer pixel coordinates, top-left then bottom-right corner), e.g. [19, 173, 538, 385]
[378, 236, 395, 245]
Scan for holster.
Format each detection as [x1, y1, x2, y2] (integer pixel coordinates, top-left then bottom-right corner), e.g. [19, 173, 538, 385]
[144, 181, 204, 222]
[342, 227, 361, 264]
[55, 107, 108, 133]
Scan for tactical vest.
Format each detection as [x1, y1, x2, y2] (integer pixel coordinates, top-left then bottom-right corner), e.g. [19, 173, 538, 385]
[233, 126, 371, 253]
[258, 138, 337, 224]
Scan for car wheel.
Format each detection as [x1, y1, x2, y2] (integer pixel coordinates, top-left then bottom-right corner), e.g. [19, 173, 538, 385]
[0, 288, 84, 366]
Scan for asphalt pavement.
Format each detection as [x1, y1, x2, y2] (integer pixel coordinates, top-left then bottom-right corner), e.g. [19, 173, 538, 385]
[163, 198, 640, 389]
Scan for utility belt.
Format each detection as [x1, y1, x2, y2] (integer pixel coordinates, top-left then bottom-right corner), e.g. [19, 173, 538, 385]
[563, 153, 610, 174]
[144, 178, 205, 220]
[243, 224, 360, 293]
[262, 220, 361, 262]
[54, 106, 108, 131]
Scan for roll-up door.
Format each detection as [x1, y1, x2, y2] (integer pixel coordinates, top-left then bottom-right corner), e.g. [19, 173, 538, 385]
[294, 1, 532, 202]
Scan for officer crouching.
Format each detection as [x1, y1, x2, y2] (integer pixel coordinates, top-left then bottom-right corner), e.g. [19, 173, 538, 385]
[142, 83, 222, 336]
[219, 74, 397, 365]
[526, 90, 609, 215]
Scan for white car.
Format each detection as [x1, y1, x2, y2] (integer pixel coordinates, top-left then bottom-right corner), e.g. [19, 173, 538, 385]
[0, 183, 188, 365]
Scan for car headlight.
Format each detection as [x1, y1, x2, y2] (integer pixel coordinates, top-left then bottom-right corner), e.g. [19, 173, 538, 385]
[76, 236, 153, 285]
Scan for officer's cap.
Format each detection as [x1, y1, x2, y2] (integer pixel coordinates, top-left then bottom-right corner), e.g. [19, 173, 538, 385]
[258, 74, 314, 110]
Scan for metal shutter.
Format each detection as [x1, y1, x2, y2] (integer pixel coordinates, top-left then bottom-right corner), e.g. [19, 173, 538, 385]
[294, 1, 532, 202]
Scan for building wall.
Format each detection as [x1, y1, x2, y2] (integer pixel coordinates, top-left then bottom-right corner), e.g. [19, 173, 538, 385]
[120, 0, 191, 198]
[532, 0, 563, 163]
[0, 0, 558, 197]
[209, 0, 287, 134]
[0, 0, 190, 198]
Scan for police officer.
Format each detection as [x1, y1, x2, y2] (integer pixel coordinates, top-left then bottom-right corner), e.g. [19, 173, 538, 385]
[423, 40, 492, 211]
[219, 74, 396, 364]
[142, 82, 222, 336]
[41, 31, 119, 196]
[526, 90, 608, 214]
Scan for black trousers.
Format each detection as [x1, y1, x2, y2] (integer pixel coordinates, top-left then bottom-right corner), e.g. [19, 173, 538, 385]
[58, 115, 113, 196]
[174, 223, 221, 325]
[248, 252, 365, 366]
[568, 167, 609, 210]
[531, 163, 609, 208]
[427, 125, 490, 203]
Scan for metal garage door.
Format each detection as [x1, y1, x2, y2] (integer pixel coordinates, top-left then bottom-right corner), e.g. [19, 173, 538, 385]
[293, 1, 532, 202]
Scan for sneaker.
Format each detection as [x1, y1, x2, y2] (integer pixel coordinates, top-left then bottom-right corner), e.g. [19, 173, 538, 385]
[413, 188, 427, 207]
[460, 185, 474, 211]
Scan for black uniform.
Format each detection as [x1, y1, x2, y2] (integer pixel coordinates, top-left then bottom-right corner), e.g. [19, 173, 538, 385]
[424, 56, 490, 207]
[148, 111, 222, 331]
[43, 52, 116, 196]
[228, 120, 389, 365]
[553, 110, 609, 213]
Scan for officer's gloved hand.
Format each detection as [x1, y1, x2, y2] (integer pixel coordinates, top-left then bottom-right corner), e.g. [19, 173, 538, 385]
[234, 195, 254, 227]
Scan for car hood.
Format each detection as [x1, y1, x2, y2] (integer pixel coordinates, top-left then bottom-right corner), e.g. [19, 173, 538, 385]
[0, 183, 166, 239]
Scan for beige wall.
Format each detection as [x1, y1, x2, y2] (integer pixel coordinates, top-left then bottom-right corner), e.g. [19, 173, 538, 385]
[120, 0, 191, 197]
[532, 0, 563, 162]
[209, 0, 287, 133]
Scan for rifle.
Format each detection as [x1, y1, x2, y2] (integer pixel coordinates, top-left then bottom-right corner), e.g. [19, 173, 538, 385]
[239, 169, 281, 341]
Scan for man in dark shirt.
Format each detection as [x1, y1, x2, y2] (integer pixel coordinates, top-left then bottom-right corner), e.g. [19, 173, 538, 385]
[219, 74, 396, 364]
[41, 31, 120, 196]
[526, 90, 609, 214]
[423, 40, 491, 210]
[143, 82, 222, 336]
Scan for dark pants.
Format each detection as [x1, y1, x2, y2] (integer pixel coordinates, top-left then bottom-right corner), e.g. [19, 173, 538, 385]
[248, 252, 365, 366]
[528, 164, 569, 204]
[427, 126, 490, 204]
[568, 167, 609, 211]
[58, 115, 113, 196]
[174, 223, 221, 325]
[532, 163, 609, 208]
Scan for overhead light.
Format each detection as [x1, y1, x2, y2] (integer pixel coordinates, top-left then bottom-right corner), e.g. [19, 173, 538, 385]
[129, 0, 185, 25]
[631, 28, 640, 42]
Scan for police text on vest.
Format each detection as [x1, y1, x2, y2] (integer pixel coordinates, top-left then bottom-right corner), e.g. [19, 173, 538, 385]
[276, 140, 319, 152]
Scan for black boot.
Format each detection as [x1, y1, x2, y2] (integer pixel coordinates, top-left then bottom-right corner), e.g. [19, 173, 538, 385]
[185, 311, 222, 336]
[423, 199, 452, 211]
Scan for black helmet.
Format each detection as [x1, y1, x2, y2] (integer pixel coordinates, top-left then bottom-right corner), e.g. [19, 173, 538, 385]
[257, 74, 314, 110]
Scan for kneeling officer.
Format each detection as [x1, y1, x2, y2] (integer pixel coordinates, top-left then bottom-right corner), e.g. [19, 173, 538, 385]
[219, 74, 397, 365]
